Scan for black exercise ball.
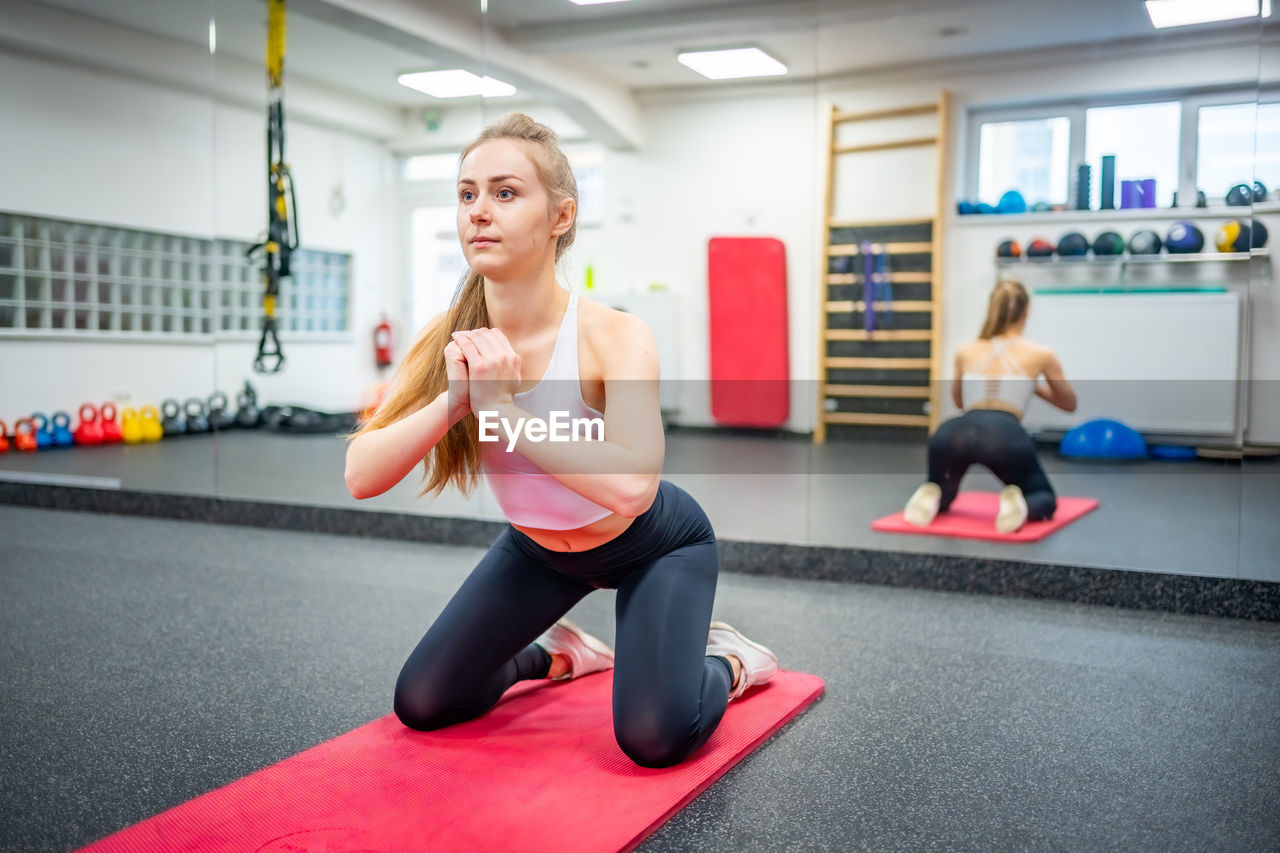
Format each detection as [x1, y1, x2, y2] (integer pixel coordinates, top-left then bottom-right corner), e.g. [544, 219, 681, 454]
[1092, 231, 1125, 255]
[1057, 232, 1090, 256]
[996, 239, 1022, 258]
[1252, 218, 1269, 248]
[1226, 183, 1253, 206]
[1026, 237, 1055, 258]
[1128, 229, 1163, 255]
[1253, 181, 1270, 203]
[1166, 220, 1205, 254]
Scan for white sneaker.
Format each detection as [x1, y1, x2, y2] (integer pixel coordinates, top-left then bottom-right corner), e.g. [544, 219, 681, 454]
[904, 482, 942, 526]
[534, 618, 615, 682]
[706, 621, 779, 701]
[996, 484, 1029, 533]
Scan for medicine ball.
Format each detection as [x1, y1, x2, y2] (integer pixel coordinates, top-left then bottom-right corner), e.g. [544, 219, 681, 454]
[1128, 229, 1163, 255]
[1226, 183, 1253, 206]
[1215, 220, 1250, 253]
[1057, 232, 1090, 256]
[957, 200, 975, 215]
[1092, 231, 1125, 255]
[976, 202, 997, 214]
[998, 190, 1027, 214]
[1166, 220, 1205, 254]
[996, 239, 1022, 258]
[1253, 181, 1270, 203]
[1252, 218, 1269, 248]
[1027, 237, 1055, 258]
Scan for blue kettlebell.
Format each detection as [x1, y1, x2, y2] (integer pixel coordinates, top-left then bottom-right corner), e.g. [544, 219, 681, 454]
[51, 411, 75, 447]
[32, 412, 53, 449]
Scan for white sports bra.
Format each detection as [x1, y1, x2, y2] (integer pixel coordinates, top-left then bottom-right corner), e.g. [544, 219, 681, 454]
[961, 337, 1036, 415]
[480, 291, 614, 530]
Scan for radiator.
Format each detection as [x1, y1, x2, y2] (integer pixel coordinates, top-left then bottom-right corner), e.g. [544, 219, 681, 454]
[1020, 291, 1241, 436]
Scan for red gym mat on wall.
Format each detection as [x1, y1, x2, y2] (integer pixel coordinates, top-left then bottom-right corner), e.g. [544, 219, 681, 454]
[708, 236, 790, 427]
[77, 670, 825, 853]
[871, 491, 1100, 543]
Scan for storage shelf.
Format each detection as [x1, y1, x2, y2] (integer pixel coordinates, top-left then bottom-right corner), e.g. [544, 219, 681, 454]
[995, 250, 1267, 266]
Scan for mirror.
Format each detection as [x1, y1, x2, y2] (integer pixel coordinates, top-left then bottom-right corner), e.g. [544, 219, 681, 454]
[2, 0, 1271, 591]
[0, 0, 222, 502]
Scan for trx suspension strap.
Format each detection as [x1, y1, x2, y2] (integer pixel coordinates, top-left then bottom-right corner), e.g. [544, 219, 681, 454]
[246, 0, 298, 374]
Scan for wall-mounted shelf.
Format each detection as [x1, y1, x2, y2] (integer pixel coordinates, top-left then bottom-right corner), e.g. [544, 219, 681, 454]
[995, 250, 1267, 267]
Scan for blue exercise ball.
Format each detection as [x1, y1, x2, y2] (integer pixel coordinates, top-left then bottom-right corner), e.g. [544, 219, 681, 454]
[998, 190, 1028, 214]
[1060, 419, 1148, 459]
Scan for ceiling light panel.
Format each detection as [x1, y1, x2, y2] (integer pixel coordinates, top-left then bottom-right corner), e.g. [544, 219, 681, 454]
[676, 47, 788, 81]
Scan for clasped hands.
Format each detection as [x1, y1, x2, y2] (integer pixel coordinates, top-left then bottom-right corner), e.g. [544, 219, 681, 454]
[444, 328, 522, 421]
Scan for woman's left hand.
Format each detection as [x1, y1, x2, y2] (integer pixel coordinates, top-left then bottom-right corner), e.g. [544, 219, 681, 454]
[449, 328, 522, 414]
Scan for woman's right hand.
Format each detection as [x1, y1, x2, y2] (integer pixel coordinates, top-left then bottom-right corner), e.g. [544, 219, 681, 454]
[444, 339, 471, 423]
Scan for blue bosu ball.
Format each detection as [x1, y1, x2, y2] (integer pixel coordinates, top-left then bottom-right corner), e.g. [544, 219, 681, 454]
[1060, 419, 1148, 459]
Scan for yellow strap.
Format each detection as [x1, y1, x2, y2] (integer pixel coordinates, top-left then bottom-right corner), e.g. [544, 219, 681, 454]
[264, 294, 277, 317]
[267, 0, 286, 87]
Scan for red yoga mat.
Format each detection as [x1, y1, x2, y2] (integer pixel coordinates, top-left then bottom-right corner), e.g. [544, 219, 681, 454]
[78, 670, 825, 853]
[872, 491, 1100, 542]
[708, 236, 790, 428]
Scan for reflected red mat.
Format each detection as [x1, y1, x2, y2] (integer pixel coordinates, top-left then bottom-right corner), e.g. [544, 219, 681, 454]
[871, 491, 1099, 542]
[78, 670, 824, 853]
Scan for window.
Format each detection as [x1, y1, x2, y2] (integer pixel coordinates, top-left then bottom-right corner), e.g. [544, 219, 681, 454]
[0, 212, 351, 337]
[1198, 102, 1280, 200]
[977, 117, 1071, 207]
[403, 153, 460, 182]
[1085, 101, 1181, 208]
[968, 91, 1274, 210]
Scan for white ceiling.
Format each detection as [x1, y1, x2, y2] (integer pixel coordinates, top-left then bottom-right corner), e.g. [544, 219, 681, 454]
[26, 0, 1276, 103]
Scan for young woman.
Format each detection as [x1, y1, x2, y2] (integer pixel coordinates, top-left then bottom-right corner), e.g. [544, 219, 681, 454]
[345, 113, 778, 769]
[903, 279, 1077, 533]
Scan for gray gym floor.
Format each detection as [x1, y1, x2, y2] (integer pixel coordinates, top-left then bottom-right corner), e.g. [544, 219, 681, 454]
[1, 505, 1277, 852]
[0, 429, 1276, 581]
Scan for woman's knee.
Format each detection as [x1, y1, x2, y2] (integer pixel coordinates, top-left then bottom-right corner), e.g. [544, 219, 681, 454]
[614, 713, 696, 769]
[393, 682, 453, 731]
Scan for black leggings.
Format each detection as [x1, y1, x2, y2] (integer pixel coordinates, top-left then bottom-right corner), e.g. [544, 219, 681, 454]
[393, 480, 733, 769]
[928, 409, 1057, 521]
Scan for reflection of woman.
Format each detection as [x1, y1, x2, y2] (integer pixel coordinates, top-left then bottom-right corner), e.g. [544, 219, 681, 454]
[344, 113, 777, 768]
[904, 280, 1077, 532]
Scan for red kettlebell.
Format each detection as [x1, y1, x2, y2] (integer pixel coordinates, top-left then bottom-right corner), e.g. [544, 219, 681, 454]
[100, 402, 123, 443]
[0, 419, 9, 453]
[75, 403, 104, 446]
[14, 418, 39, 452]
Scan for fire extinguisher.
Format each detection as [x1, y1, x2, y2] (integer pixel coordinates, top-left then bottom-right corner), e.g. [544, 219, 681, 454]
[374, 317, 393, 367]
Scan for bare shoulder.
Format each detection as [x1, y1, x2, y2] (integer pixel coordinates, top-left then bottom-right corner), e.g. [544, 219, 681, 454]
[579, 297, 657, 375]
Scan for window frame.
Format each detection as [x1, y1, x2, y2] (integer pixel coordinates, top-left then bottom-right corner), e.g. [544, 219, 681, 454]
[965, 87, 1271, 210]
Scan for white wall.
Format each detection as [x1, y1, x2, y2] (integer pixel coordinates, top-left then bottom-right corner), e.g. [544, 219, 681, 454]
[0, 46, 397, 418]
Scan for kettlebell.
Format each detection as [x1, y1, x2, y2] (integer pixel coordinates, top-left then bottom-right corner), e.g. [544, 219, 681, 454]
[0, 419, 9, 453]
[33, 412, 53, 449]
[75, 403, 104, 446]
[120, 408, 143, 444]
[184, 398, 211, 434]
[51, 411, 74, 447]
[160, 399, 187, 436]
[100, 403, 123, 443]
[208, 391, 236, 431]
[236, 381, 261, 428]
[140, 406, 164, 442]
[15, 418, 39, 452]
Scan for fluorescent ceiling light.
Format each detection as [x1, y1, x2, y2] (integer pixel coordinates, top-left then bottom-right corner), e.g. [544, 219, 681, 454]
[570, 0, 634, 5]
[677, 47, 787, 81]
[1144, 0, 1268, 28]
[397, 70, 516, 99]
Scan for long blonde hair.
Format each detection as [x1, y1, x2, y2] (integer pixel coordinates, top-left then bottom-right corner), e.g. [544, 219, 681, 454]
[349, 112, 579, 497]
[979, 279, 1029, 339]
